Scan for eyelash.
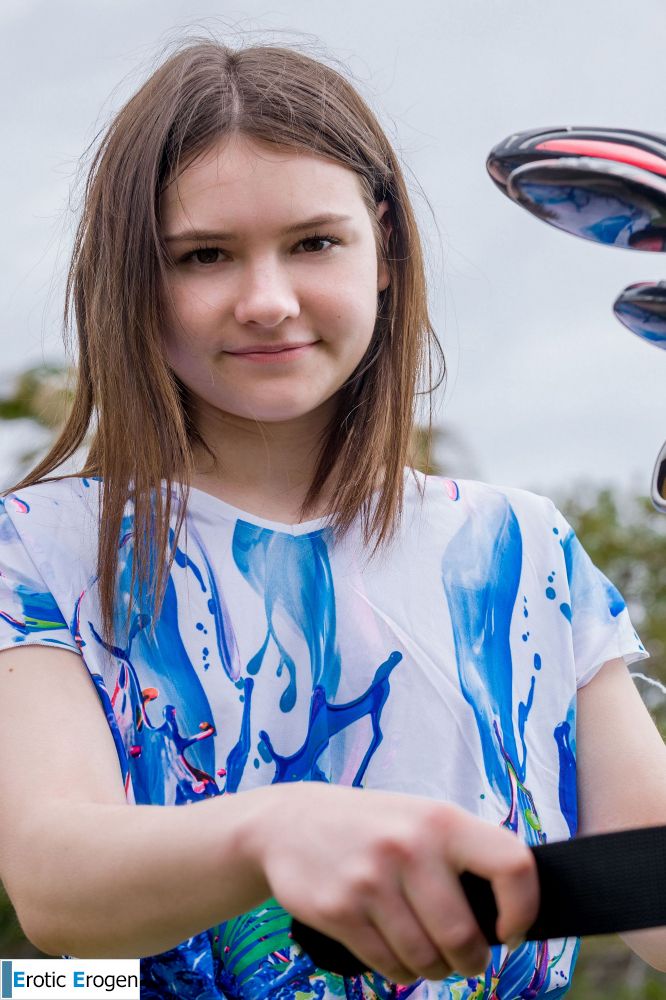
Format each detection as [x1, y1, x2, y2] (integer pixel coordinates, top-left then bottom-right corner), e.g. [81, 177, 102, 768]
[179, 233, 341, 266]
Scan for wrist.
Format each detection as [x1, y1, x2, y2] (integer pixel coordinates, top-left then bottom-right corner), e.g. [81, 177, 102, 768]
[225, 785, 283, 903]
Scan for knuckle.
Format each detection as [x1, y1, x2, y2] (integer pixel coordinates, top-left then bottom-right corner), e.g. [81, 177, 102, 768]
[314, 890, 353, 925]
[345, 860, 383, 899]
[409, 941, 441, 972]
[442, 918, 481, 954]
[427, 801, 461, 839]
[373, 832, 414, 866]
[412, 947, 451, 980]
[505, 849, 536, 879]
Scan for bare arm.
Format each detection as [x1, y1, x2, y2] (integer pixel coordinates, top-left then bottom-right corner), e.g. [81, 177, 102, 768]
[8, 796, 279, 959]
[0, 645, 272, 958]
[1, 645, 542, 984]
[577, 656, 666, 972]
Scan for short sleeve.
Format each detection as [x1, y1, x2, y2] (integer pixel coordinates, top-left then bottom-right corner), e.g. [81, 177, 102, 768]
[551, 503, 649, 688]
[0, 498, 80, 654]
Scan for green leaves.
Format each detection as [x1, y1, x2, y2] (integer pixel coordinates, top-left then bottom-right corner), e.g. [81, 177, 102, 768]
[557, 487, 666, 736]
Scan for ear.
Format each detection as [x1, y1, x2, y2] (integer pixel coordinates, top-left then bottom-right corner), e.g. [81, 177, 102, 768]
[375, 199, 393, 293]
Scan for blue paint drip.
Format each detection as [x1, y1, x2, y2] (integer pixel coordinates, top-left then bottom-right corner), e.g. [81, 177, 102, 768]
[517, 674, 536, 780]
[441, 492, 529, 801]
[88, 519, 221, 802]
[232, 523, 342, 709]
[170, 528, 207, 592]
[224, 677, 254, 793]
[260, 651, 402, 785]
[1, 583, 70, 636]
[560, 526, 626, 621]
[179, 520, 241, 682]
[554, 698, 578, 838]
[91, 671, 130, 785]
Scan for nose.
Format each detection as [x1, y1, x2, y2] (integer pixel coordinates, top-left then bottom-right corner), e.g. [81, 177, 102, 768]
[233, 256, 301, 327]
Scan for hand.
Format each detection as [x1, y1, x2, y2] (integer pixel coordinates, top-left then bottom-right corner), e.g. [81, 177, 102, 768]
[248, 783, 539, 984]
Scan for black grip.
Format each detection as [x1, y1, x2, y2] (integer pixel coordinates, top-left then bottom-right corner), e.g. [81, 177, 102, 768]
[290, 873, 498, 977]
[290, 824, 666, 976]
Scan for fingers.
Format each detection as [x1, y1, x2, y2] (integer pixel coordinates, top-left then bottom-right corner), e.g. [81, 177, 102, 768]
[365, 887, 458, 982]
[442, 809, 540, 944]
[278, 790, 538, 983]
[332, 808, 536, 981]
[338, 917, 433, 985]
[488, 854, 539, 944]
[401, 854, 492, 977]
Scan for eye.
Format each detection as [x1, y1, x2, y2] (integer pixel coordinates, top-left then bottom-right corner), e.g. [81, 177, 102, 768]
[185, 247, 225, 265]
[296, 234, 340, 254]
[177, 233, 341, 267]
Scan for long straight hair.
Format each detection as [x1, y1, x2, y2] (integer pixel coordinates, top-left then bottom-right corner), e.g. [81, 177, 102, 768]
[6, 39, 445, 646]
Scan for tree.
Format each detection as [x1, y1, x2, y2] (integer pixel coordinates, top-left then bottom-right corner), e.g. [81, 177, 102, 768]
[0, 363, 75, 485]
[556, 487, 666, 736]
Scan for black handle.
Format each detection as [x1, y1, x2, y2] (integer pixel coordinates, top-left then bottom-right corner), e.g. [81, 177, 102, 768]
[290, 825, 666, 975]
[291, 870, 498, 976]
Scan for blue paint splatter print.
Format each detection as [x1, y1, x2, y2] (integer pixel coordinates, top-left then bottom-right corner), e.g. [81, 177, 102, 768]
[0, 472, 649, 998]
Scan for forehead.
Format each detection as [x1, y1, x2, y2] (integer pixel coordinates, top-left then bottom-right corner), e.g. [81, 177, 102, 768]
[160, 133, 367, 230]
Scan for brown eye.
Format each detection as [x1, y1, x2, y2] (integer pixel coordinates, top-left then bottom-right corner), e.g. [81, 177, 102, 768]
[300, 238, 328, 253]
[298, 235, 339, 253]
[192, 247, 222, 265]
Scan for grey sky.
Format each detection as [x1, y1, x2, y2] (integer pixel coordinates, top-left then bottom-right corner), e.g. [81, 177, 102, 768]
[2, 0, 666, 501]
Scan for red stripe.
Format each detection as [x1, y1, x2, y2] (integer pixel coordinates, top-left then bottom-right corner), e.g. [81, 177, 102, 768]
[536, 139, 666, 177]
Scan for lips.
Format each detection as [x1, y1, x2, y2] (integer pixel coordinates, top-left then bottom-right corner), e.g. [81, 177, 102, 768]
[226, 342, 318, 365]
[228, 341, 318, 354]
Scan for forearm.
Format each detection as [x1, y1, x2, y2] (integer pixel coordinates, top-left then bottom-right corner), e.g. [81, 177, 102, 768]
[6, 790, 272, 959]
[621, 927, 666, 973]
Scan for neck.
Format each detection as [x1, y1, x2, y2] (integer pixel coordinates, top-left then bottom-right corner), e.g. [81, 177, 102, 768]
[187, 396, 341, 514]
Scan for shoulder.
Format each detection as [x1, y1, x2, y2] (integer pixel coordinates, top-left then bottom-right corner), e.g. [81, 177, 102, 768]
[0, 476, 101, 555]
[402, 473, 565, 579]
[0, 478, 104, 611]
[2, 476, 100, 518]
[416, 472, 558, 526]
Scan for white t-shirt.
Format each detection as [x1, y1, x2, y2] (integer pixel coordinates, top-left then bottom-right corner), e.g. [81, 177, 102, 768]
[0, 469, 648, 999]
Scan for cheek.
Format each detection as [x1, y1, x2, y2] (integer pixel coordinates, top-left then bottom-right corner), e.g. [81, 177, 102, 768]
[347, 250, 381, 318]
[344, 276, 381, 349]
[161, 280, 223, 350]
[319, 257, 379, 330]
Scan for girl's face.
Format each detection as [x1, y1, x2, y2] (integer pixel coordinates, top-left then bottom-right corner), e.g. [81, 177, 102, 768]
[159, 133, 391, 431]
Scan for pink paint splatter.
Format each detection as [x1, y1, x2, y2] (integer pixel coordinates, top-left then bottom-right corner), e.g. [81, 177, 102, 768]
[7, 496, 29, 514]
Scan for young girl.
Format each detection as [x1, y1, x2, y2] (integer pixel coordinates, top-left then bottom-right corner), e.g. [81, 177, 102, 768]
[0, 37, 665, 1000]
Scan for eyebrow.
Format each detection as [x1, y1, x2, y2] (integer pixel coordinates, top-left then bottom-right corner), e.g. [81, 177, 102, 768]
[163, 213, 354, 243]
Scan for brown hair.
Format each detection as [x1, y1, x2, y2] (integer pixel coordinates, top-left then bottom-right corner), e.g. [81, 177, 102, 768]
[6, 38, 445, 646]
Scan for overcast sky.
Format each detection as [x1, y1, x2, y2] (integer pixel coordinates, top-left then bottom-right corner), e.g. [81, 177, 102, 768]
[3, 0, 666, 504]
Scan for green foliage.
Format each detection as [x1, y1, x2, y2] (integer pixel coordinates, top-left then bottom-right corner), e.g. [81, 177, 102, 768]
[569, 936, 666, 998]
[0, 883, 44, 958]
[0, 364, 73, 428]
[556, 487, 666, 735]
